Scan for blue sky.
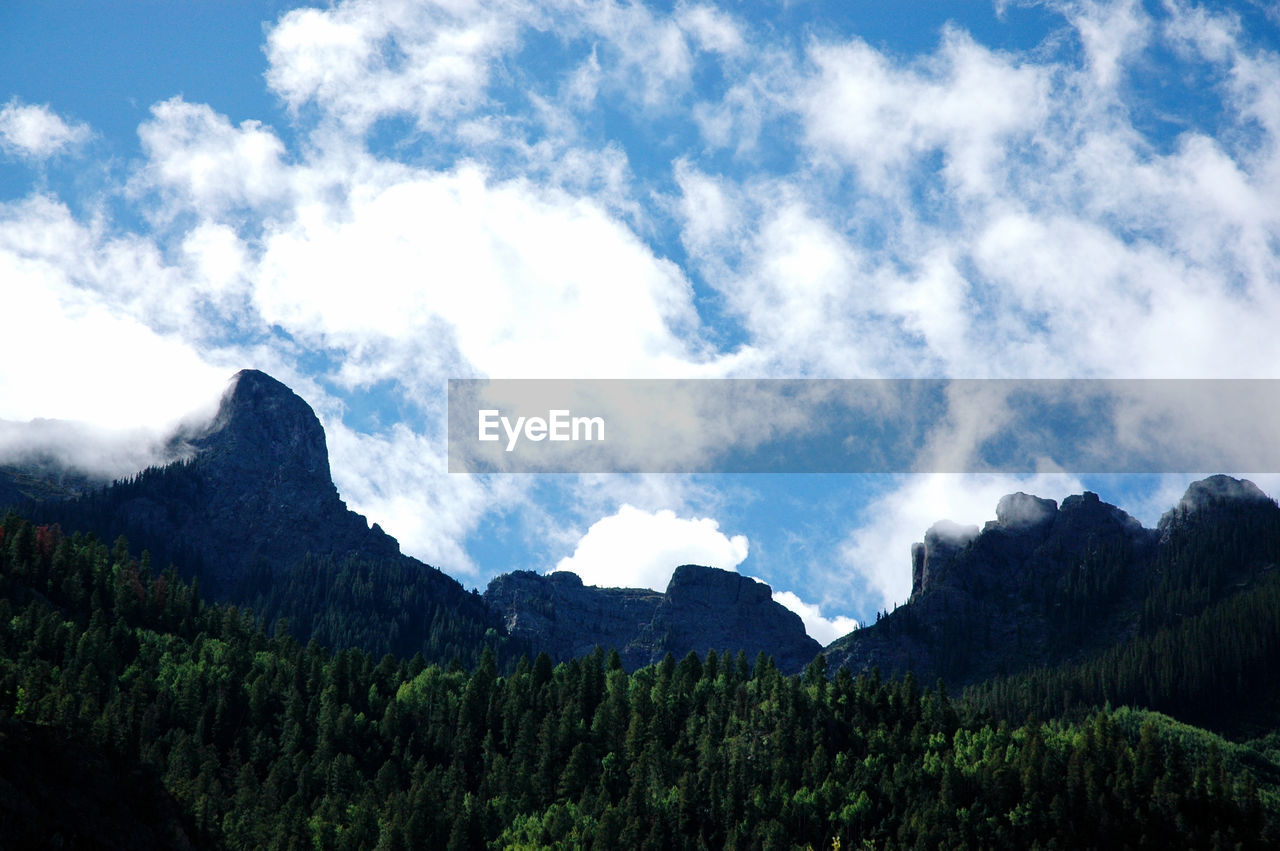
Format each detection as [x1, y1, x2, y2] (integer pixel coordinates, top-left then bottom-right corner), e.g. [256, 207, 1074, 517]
[2, 0, 1280, 643]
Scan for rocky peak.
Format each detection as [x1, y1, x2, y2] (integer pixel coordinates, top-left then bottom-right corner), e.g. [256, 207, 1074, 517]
[1049, 491, 1144, 548]
[86, 369, 399, 593]
[994, 492, 1058, 531]
[484, 566, 820, 673]
[1170, 474, 1270, 515]
[910, 519, 979, 599]
[193, 369, 332, 490]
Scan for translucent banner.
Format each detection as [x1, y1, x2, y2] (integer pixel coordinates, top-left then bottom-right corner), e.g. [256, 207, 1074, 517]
[447, 379, 1280, 474]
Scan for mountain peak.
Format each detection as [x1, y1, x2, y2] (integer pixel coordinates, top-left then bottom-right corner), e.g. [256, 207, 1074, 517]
[995, 492, 1057, 530]
[666, 564, 772, 605]
[1177, 475, 1269, 512]
[1158, 475, 1273, 532]
[84, 368, 400, 593]
[195, 369, 331, 488]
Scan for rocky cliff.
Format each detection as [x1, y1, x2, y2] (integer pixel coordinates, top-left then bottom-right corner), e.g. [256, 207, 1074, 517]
[825, 476, 1279, 687]
[485, 564, 821, 673]
[827, 487, 1162, 683]
[25, 369, 510, 666]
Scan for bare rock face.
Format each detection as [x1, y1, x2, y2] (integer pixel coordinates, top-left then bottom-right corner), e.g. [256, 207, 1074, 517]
[180, 370, 400, 586]
[484, 570, 664, 666]
[653, 565, 820, 673]
[826, 487, 1157, 685]
[38, 369, 402, 597]
[26, 369, 507, 665]
[910, 520, 980, 600]
[484, 565, 821, 673]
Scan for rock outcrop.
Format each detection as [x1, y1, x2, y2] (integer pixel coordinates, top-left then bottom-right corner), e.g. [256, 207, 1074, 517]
[827, 486, 1161, 684]
[1158, 473, 1273, 538]
[485, 564, 821, 673]
[484, 570, 664, 666]
[171, 369, 401, 588]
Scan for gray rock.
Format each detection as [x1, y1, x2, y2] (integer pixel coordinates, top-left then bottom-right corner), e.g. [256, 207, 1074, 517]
[910, 520, 980, 599]
[484, 564, 821, 673]
[1158, 475, 1273, 534]
[826, 486, 1157, 685]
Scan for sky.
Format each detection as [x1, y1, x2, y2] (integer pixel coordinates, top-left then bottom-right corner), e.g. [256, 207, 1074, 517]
[2, 0, 1280, 644]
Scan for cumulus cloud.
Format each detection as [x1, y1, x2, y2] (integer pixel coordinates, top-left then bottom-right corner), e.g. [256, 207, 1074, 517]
[772, 590, 859, 646]
[0, 99, 89, 160]
[252, 163, 719, 379]
[137, 98, 291, 217]
[801, 28, 1049, 198]
[0, 196, 230, 428]
[554, 505, 749, 591]
[325, 421, 527, 574]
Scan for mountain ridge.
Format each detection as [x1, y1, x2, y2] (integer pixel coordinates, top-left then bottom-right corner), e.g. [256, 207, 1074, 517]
[825, 474, 1279, 707]
[484, 564, 820, 673]
[6, 368, 1280, 693]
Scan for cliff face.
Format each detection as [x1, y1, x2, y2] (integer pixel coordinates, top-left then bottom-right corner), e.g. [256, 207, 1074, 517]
[485, 565, 821, 673]
[27, 369, 509, 665]
[825, 477, 1280, 687]
[175, 369, 401, 588]
[484, 570, 664, 666]
[826, 488, 1159, 684]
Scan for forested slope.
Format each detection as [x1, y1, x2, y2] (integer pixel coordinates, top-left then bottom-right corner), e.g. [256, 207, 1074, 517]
[1, 513, 1275, 849]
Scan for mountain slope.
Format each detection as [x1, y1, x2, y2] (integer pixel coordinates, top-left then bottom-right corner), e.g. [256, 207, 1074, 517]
[26, 369, 514, 667]
[3, 511, 1273, 848]
[825, 488, 1157, 684]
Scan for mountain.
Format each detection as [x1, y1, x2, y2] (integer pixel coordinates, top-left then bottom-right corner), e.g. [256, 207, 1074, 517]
[20, 369, 514, 667]
[485, 564, 821, 673]
[9, 369, 818, 672]
[826, 475, 1280, 732]
[7, 369, 827, 671]
[825, 488, 1157, 684]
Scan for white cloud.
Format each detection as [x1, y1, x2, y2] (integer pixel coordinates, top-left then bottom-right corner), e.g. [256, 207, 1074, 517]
[137, 98, 291, 217]
[252, 162, 720, 379]
[0, 99, 89, 160]
[801, 29, 1049, 197]
[554, 504, 748, 590]
[1066, 0, 1151, 90]
[676, 3, 745, 57]
[325, 420, 527, 574]
[264, 0, 521, 133]
[0, 195, 229, 429]
[772, 590, 858, 646]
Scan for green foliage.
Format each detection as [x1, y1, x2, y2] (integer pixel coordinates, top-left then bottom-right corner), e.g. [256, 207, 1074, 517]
[2, 512, 1277, 848]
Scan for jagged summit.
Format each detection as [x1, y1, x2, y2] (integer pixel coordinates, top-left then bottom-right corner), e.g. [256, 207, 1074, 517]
[191, 369, 332, 487]
[828, 476, 1280, 688]
[993, 492, 1057, 530]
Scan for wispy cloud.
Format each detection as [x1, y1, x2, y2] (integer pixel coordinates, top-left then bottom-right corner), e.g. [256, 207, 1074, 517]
[0, 99, 89, 160]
